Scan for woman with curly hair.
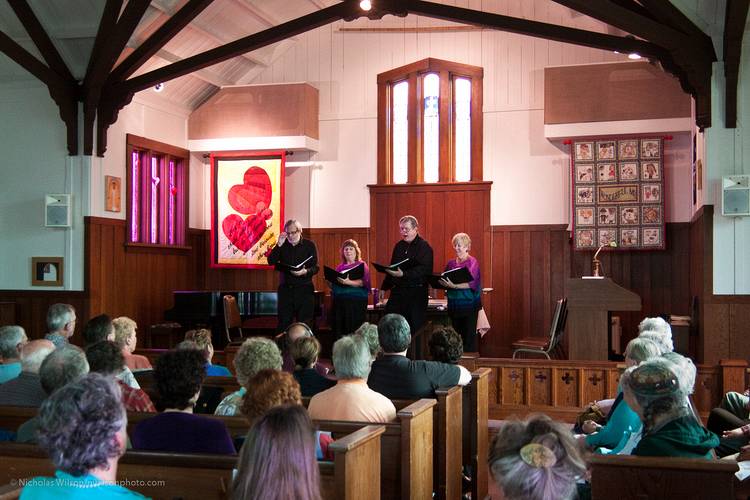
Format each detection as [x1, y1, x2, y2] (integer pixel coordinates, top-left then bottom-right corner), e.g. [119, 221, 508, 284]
[21, 373, 145, 498]
[131, 349, 235, 454]
[427, 324, 464, 364]
[490, 414, 586, 500]
[233, 405, 322, 500]
[241, 369, 333, 460]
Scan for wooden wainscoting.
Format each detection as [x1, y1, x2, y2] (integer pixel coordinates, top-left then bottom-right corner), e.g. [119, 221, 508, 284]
[458, 356, 742, 422]
[0, 291, 88, 342]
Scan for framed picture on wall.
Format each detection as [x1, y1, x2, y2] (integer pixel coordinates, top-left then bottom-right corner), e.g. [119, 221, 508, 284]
[575, 142, 594, 161]
[210, 151, 285, 268]
[31, 257, 63, 286]
[105, 175, 121, 212]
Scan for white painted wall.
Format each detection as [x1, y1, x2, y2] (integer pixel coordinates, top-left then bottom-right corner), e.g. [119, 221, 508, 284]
[0, 82, 86, 290]
[246, 13, 693, 227]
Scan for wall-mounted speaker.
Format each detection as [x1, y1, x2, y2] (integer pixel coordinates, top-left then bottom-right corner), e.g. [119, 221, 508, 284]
[45, 194, 71, 227]
[722, 175, 750, 216]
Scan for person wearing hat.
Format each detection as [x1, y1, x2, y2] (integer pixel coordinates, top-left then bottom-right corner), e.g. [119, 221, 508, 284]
[622, 358, 718, 458]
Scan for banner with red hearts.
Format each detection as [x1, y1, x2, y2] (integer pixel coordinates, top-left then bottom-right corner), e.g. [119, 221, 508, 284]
[210, 151, 285, 268]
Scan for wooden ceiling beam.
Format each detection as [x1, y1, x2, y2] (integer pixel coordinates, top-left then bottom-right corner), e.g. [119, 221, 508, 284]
[406, 0, 661, 58]
[7, 0, 75, 82]
[108, 0, 213, 83]
[83, 0, 122, 85]
[112, 1, 355, 96]
[638, 0, 716, 60]
[723, 0, 750, 128]
[0, 30, 66, 88]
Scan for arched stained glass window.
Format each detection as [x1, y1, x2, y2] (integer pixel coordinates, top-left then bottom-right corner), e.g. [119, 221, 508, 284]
[454, 77, 471, 182]
[423, 73, 440, 183]
[392, 80, 409, 184]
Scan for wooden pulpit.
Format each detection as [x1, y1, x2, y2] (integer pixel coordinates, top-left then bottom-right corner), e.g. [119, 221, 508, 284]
[566, 278, 641, 360]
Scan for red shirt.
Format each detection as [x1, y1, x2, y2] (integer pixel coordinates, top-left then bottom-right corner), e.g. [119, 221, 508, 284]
[118, 380, 156, 413]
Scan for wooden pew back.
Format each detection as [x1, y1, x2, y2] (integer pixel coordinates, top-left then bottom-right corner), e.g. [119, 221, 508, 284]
[0, 425, 385, 500]
[589, 454, 738, 500]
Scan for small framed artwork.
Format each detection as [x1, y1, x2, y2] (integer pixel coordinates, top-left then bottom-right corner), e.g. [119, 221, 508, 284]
[598, 229, 617, 246]
[618, 140, 638, 160]
[576, 207, 595, 226]
[31, 257, 63, 287]
[619, 162, 638, 181]
[576, 229, 595, 248]
[641, 139, 660, 158]
[576, 186, 595, 204]
[597, 207, 617, 225]
[642, 227, 662, 246]
[641, 161, 661, 180]
[597, 141, 616, 161]
[642, 205, 662, 224]
[597, 163, 617, 182]
[575, 142, 594, 161]
[105, 176, 121, 212]
[620, 228, 639, 247]
[620, 206, 639, 225]
[575, 164, 594, 182]
[642, 184, 662, 203]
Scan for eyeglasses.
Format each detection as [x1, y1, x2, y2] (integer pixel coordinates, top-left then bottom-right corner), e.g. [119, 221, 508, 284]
[287, 230, 300, 235]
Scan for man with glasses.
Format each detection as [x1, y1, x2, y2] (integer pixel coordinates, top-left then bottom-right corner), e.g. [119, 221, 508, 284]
[268, 219, 319, 332]
[380, 215, 433, 358]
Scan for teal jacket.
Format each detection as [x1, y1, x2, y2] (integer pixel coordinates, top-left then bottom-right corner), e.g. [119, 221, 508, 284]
[585, 391, 642, 454]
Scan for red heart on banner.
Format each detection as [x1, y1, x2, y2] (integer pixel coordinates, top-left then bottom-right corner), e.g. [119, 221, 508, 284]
[222, 206, 273, 253]
[228, 167, 272, 215]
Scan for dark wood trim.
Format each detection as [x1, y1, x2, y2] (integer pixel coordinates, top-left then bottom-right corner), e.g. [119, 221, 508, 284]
[492, 224, 569, 232]
[377, 57, 484, 83]
[126, 134, 190, 158]
[86, 216, 125, 227]
[7, 0, 74, 82]
[0, 31, 67, 88]
[723, 0, 749, 128]
[368, 181, 492, 193]
[124, 242, 193, 255]
[108, 0, 214, 83]
[0, 290, 88, 297]
[638, 0, 716, 59]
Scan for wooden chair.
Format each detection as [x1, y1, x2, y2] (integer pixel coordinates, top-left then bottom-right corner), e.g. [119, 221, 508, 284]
[589, 454, 738, 499]
[223, 295, 249, 344]
[512, 298, 568, 359]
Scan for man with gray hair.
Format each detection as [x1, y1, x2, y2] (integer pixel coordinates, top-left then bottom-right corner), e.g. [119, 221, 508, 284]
[17, 345, 90, 443]
[380, 215, 434, 358]
[0, 339, 55, 406]
[308, 335, 396, 422]
[368, 314, 471, 399]
[44, 303, 77, 348]
[0, 325, 27, 383]
[268, 218, 319, 332]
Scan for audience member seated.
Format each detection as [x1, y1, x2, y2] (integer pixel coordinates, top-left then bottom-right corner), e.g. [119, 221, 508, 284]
[0, 339, 54, 407]
[113, 316, 152, 371]
[638, 316, 674, 353]
[241, 368, 333, 460]
[17, 345, 90, 443]
[43, 303, 76, 348]
[86, 341, 155, 413]
[280, 322, 328, 376]
[131, 349, 235, 454]
[427, 324, 463, 364]
[83, 314, 140, 390]
[583, 338, 661, 454]
[489, 414, 586, 500]
[0, 325, 27, 383]
[233, 405, 322, 500]
[20, 374, 144, 499]
[354, 322, 380, 360]
[184, 328, 232, 376]
[309, 335, 396, 423]
[215, 337, 283, 416]
[622, 359, 718, 458]
[291, 337, 335, 397]
[367, 314, 471, 399]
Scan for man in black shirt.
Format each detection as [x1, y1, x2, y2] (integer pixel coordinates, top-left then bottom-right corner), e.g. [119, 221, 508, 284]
[368, 314, 471, 399]
[380, 215, 433, 358]
[267, 219, 319, 332]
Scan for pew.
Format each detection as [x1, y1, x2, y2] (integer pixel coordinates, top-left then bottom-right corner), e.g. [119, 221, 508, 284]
[0, 425, 385, 500]
[465, 367, 490, 500]
[589, 454, 739, 500]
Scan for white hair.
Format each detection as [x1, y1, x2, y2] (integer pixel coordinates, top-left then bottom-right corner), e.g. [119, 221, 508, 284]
[638, 317, 672, 338]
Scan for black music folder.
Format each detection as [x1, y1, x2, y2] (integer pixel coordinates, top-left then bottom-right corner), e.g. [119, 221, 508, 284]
[427, 266, 473, 289]
[324, 263, 365, 282]
[274, 255, 313, 272]
[372, 258, 417, 274]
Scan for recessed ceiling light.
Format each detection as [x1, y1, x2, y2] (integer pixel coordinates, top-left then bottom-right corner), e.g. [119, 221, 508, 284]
[360, 0, 372, 11]
[154, 83, 165, 92]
